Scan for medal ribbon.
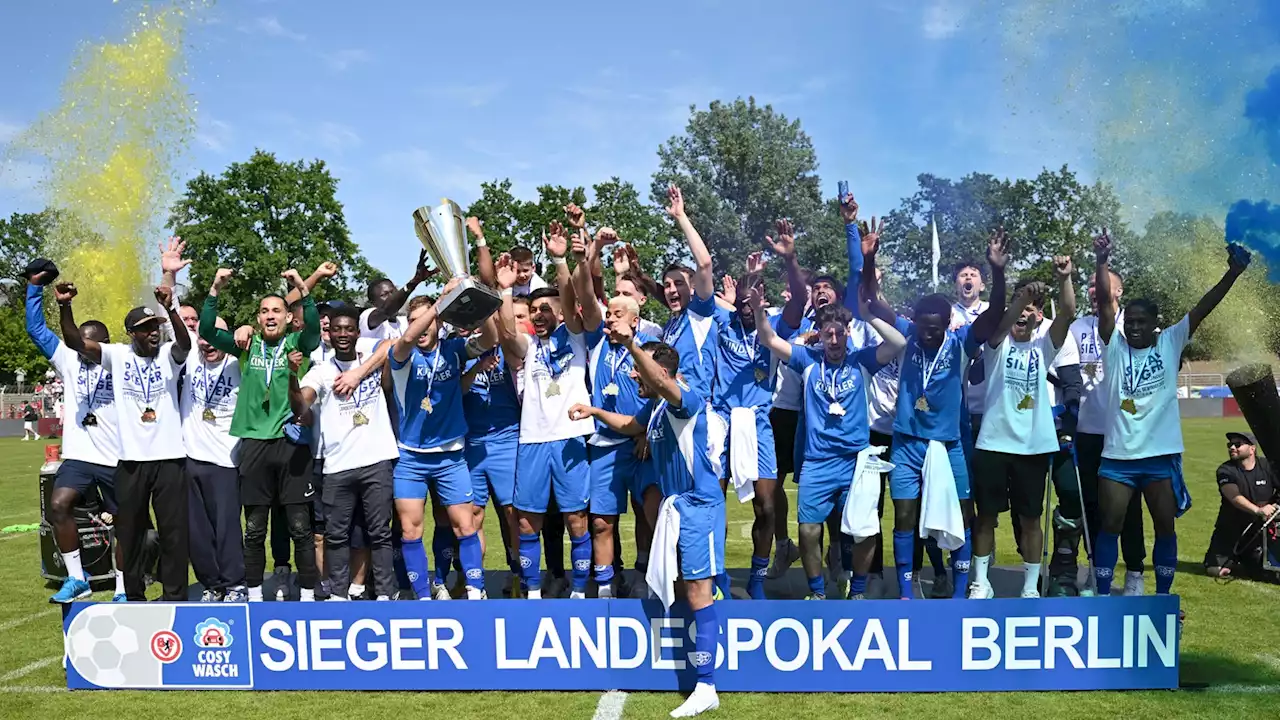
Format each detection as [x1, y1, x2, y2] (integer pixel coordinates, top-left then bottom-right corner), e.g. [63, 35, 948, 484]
[80, 364, 106, 410]
[421, 347, 442, 411]
[646, 399, 668, 439]
[133, 356, 157, 407]
[260, 339, 287, 389]
[200, 357, 228, 409]
[539, 337, 572, 379]
[1124, 343, 1155, 399]
[662, 312, 684, 346]
[820, 356, 843, 407]
[919, 335, 950, 393]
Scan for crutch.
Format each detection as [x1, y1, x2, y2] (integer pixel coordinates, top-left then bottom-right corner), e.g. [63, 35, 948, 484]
[1064, 437, 1097, 595]
[1039, 457, 1054, 597]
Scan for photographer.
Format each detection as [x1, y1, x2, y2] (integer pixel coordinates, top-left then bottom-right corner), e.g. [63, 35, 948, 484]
[1204, 432, 1280, 579]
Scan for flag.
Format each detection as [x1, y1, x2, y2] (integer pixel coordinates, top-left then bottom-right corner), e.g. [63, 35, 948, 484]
[931, 216, 941, 290]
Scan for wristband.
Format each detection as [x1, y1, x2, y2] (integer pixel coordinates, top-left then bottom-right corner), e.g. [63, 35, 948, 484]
[501, 288, 513, 297]
[474, 237, 487, 248]
[552, 256, 569, 266]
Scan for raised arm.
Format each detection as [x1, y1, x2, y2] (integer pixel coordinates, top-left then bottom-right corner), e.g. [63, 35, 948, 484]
[200, 269, 243, 355]
[285, 262, 338, 306]
[1188, 243, 1251, 336]
[460, 352, 499, 393]
[1094, 230, 1117, 344]
[870, 315, 908, 366]
[970, 228, 1009, 345]
[1049, 256, 1076, 348]
[609, 316, 683, 407]
[281, 268, 321, 353]
[986, 282, 1042, 351]
[748, 285, 792, 363]
[394, 277, 459, 363]
[155, 285, 191, 364]
[666, 185, 713, 301]
[367, 251, 434, 328]
[544, 222, 583, 334]
[467, 217, 497, 290]
[839, 192, 864, 312]
[158, 236, 192, 291]
[53, 283, 102, 363]
[25, 279, 60, 359]
[571, 228, 603, 331]
[493, 253, 531, 360]
[567, 402, 644, 436]
[766, 220, 809, 330]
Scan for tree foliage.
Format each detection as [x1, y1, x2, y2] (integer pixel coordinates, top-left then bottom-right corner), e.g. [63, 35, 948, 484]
[166, 150, 381, 325]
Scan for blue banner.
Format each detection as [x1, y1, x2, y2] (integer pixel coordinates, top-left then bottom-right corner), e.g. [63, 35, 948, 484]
[64, 596, 1180, 692]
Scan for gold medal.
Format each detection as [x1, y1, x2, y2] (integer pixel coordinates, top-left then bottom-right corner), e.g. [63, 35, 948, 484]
[1018, 394, 1035, 410]
[602, 383, 620, 396]
[202, 408, 217, 422]
[420, 398, 433, 414]
[546, 381, 561, 397]
[754, 368, 766, 382]
[352, 411, 369, 426]
[828, 401, 845, 416]
[915, 396, 930, 412]
[1120, 398, 1137, 415]
[141, 408, 157, 423]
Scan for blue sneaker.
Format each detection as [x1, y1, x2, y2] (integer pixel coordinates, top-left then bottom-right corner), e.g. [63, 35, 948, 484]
[112, 593, 127, 602]
[50, 577, 92, 604]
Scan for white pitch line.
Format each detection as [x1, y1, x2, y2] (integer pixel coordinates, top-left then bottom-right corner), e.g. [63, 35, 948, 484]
[0, 657, 60, 683]
[1257, 653, 1280, 673]
[0, 685, 64, 694]
[592, 690, 628, 720]
[1203, 683, 1280, 694]
[0, 532, 36, 542]
[0, 608, 57, 633]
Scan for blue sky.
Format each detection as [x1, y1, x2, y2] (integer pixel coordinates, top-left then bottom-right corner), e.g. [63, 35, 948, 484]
[2, 0, 1270, 278]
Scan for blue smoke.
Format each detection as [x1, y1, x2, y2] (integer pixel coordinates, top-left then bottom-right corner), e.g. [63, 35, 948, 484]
[1225, 200, 1280, 281]
[1245, 67, 1280, 164]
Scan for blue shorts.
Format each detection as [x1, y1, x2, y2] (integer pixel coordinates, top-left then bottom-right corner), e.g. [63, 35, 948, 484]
[587, 441, 639, 516]
[466, 431, 517, 508]
[675, 495, 726, 581]
[514, 437, 590, 514]
[888, 433, 971, 501]
[633, 457, 659, 498]
[716, 407, 778, 481]
[1099, 455, 1180, 490]
[797, 454, 857, 525]
[392, 449, 473, 506]
[55, 459, 117, 514]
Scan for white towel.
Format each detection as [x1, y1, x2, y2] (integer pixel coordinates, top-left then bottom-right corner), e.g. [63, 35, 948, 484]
[728, 407, 759, 504]
[841, 446, 894, 541]
[919, 440, 965, 551]
[646, 495, 681, 610]
[706, 403, 728, 480]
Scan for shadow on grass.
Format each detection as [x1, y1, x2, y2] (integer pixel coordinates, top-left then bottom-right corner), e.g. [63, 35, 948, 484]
[1179, 649, 1280, 688]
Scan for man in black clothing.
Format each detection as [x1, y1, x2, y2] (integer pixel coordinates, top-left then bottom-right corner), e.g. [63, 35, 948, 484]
[1204, 431, 1280, 579]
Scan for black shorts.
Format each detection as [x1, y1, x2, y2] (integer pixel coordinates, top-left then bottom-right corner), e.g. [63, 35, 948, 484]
[239, 438, 315, 507]
[973, 449, 1051, 518]
[55, 459, 118, 514]
[770, 408, 800, 481]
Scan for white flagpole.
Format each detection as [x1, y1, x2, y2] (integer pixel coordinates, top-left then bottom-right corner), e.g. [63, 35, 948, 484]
[930, 216, 941, 291]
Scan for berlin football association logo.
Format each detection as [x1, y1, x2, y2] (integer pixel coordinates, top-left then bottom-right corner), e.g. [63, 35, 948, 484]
[150, 629, 182, 663]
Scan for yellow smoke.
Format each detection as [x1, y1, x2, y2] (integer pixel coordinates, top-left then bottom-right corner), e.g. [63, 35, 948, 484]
[18, 4, 197, 336]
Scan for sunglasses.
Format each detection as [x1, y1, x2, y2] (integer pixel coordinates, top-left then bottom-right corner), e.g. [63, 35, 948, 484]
[1227, 440, 1251, 448]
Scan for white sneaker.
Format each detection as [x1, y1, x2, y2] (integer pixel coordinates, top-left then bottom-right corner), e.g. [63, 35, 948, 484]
[299, 588, 315, 602]
[1020, 589, 1041, 599]
[967, 582, 995, 599]
[376, 595, 391, 601]
[671, 682, 720, 718]
[569, 590, 586, 599]
[766, 538, 800, 579]
[432, 583, 452, 600]
[327, 594, 350, 601]
[466, 587, 487, 600]
[1123, 571, 1145, 596]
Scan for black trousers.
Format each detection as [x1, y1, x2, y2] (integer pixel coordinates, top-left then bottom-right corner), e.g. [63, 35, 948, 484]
[245, 504, 315, 589]
[187, 459, 244, 591]
[323, 461, 395, 598]
[116, 459, 188, 601]
[271, 504, 292, 569]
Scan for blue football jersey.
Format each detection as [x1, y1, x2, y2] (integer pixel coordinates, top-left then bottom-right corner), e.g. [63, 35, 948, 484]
[660, 291, 718, 402]
[462, 345, 521, 440]
[895, 318, 972, 442]
[391, 337, 469, 450]
[635, 382, 721, 504]
[588, 329, 657, 442]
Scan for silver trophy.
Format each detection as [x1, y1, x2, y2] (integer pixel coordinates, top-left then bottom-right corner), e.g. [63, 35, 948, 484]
[413, 199, 502, 329]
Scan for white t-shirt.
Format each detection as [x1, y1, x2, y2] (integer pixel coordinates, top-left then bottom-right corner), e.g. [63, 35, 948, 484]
[1071, 313, 1125, 436]
[359, 308, 409, 341]
[1100, 315, 1190, 460]
[51, 344, 119, 467]
[856, 319, 901, 436]
[638, 317, 663, 340]
[976, 333, 1063, 455]
[307, 338, 381, 460]
[100, 343, 184, 462]
[513, 274, 549, 297]
[517, 325, 595, 444]
[952, 300, 991, 413]
[301, 351, 400, 475]
[181, 352, 241, 468]
[1032, 317, 1080, 408]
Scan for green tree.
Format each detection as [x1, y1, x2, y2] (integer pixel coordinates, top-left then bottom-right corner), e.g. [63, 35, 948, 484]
[651, 98, 828, 283]
[586, 177, 673, 281]
[166, 150, 381, 325]
[0, 310, 50, 380]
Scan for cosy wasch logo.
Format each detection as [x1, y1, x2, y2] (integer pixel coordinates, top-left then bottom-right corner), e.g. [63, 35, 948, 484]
[195, 618, 233, 648]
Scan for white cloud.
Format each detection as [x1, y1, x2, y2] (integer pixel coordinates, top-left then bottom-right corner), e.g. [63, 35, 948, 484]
[195, 118, 233, 153]
[434, 83, 506, 108]
[241, 16, 305, 41]
[314, 122, 361, 152]
[323, 49, 370, 72]
[922, 0, 965, 40]
[376, 147, 495, 200]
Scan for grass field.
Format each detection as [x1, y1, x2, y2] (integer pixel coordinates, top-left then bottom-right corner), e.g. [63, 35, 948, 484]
[1, 418, 1279, 718]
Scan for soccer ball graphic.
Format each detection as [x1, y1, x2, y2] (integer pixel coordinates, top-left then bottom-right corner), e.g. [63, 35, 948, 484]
[67, 611, 139, 687]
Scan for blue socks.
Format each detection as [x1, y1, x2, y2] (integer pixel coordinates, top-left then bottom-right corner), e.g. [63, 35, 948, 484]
[594, 562, 615, 588]
[807, 574, 825, 598]
[1153, 534, 1177, 595]
[893, 530, 914, 599]
[692, 604, 718, 684]
[951, 528, 972, 598]
[570, 533, 591, 592]
[849, 573, 868, 596]
[401, 537, 432, 599]
[714, 573, 731, 600]
[391, 533, 410, 591]
[747, 556, 769, 600]
[432, 525, 454, 586]
[1095, 531, 1120, 595]
[458, 532, 484, 592]
[519, 532, 542, 591]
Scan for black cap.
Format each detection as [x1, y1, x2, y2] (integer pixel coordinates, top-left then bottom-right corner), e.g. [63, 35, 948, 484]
[22, 258, 59, 285]
[1227, 431, 1258, 446]
[317, 299, 347, 311]
[123, 306, 167, 331]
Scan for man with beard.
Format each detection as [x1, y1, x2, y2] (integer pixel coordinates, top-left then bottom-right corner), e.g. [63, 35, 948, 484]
[1204, 432, 1280, 579]
[62, 282, 193, 601]
[289, 307, 401, 601]
[568, 333, 722, 718]
[26, 267, 127, 602]
[200, 267, 320, 601]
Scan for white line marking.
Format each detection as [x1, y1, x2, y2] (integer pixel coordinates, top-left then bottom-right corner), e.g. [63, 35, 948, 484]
[592, 690, 628, 720]
[0, 685, 65, 694]
[1203, 684, 1280, 694]
[1257, 653, 1280, 673]
[0, 657, 60, 683]
[0, 532, 36, 542]
[0, 608, 57, 633]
